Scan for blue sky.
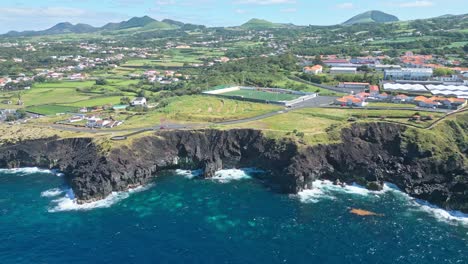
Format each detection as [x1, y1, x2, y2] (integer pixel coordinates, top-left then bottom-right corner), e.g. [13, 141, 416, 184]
[0, 0, 467, 33]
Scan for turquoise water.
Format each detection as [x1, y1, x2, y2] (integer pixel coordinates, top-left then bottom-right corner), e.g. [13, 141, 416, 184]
[0, 168, 467, 264]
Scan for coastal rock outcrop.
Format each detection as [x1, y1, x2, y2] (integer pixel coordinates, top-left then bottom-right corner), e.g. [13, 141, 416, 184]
[0, 122, 466, 212]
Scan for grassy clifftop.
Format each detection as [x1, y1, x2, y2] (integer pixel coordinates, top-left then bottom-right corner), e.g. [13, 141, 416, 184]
[401, 112, 468, 162]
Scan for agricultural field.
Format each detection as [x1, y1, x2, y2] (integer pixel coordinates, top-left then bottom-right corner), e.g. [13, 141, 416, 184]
[0, 79, 138, 115]
[26, 105, 79, 115]
[221, 89, 301, 101]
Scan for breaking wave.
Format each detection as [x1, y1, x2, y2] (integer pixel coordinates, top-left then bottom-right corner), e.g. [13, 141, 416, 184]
[175, 169, 203, 179]
[0, 167, 64, 177]
[47, 184, 154, 213]
[41, 188, 65, 198]
[296, 180, 468, 225]
[176, 168, 264, 183]
[0, 167, 54, 175]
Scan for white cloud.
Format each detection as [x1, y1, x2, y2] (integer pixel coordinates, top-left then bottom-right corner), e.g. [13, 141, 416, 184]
[336, 2, 354, 9]
[399, 1, 434, 7]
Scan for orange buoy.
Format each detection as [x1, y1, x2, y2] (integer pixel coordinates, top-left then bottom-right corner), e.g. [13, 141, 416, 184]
[350, 208, 383, 217]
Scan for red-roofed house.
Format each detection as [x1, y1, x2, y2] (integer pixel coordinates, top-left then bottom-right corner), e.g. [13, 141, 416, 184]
[303, 65, 323, 75]
[369, 85, 379, 96]
[418, 99, 441, 108]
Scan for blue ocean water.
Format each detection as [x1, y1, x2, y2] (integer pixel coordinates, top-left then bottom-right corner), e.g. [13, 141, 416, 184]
[0, 168, 467, 264]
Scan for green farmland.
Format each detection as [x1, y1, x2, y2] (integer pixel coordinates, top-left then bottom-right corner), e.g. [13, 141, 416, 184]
[221, 89, 301, 102]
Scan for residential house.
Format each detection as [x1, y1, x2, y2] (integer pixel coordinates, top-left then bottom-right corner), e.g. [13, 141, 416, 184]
[303, 65, 323, 75]
[369, 85, 380, 96]
[131, 97, 147, 106]
[418, 99, 441, 108]
[334, 95, 368, 107]
[375, 92, 389, 100]
[68, 115, 85, 123]
[355, 92, 370, 100]
[392, 94, 410, 103]
[413, 96, 428, 104]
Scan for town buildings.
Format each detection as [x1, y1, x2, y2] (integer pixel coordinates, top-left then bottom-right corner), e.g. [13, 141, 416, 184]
[330, 67, 357, 74]
[384, 68, 433, 81]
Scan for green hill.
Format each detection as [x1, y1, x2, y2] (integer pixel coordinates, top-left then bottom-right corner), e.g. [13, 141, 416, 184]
[343, 10, 399, 25]
[142, 21, 177, 30]
[102, 16, 156, 30]
[240, 19, 284, 29]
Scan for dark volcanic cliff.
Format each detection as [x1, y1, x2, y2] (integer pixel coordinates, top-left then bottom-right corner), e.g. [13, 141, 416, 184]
[0, 122, 466, 212]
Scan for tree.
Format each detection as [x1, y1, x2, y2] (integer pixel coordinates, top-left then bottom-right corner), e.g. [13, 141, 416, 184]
[34, 75, 46, 83]
[433, 68, 455, 77]
[16, 109, 27, 119]
[312, 55, 323, 66]
[95, 78, 108, 85]
[120, 96, 131, 105]
[463, 44, 468, 53]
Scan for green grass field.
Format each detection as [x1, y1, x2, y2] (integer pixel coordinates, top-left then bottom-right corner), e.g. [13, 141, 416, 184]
[221, 89, 301, 102]
[0, 80, 138, 115]
[63, 96, 123, 107]
[26, 105, 78, 115]
[115, 95, 282, 128]
[224, 108, 446, 144]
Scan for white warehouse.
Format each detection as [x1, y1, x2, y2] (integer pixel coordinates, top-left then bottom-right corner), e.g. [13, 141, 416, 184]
[384, 68, 433, 81]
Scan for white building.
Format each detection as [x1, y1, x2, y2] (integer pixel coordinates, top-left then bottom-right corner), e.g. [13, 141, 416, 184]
[338, 82, 370, 89]
[330, 67, 357, 74]
[384, 68, 433, 81]
[303, 65, 323, 75]
[131, 97, 147, 106]
[374, 65, 402, 71]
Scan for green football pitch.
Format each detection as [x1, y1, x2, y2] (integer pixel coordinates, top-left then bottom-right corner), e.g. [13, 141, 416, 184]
[222, 89, 300, 102]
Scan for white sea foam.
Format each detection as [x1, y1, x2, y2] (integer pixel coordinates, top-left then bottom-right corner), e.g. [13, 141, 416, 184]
[297, 180, 388, 203]
[211, 169, 256, 183]
[414, 200, 468, 225]
[47, 184, 154, 213]
[0, 167, 65, 177]
[175, 169, 203, 179]
[0, 167, 54, 175]
[176, 168, 263, 183]
[41, 188, 65, 198]
[296, 180, 468, 225]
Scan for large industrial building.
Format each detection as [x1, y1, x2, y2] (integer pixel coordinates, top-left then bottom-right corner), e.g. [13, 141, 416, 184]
[384, 68, 433, 81]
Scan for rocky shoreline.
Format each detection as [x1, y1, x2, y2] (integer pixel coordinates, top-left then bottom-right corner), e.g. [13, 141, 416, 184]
[0, 122, 466, 212]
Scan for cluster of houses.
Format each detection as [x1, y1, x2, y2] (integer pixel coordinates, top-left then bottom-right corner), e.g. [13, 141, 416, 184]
[141, 70, 185, 84]
[301, 51, 468, 82]
[334, 85, 467, 109]
[68, 114, 123, 129]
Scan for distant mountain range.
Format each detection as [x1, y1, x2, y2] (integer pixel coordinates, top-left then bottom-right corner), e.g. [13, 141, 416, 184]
[3, 16, 183, 37]
[342, 10, 399, 25]
[2, 11, 466, 37]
